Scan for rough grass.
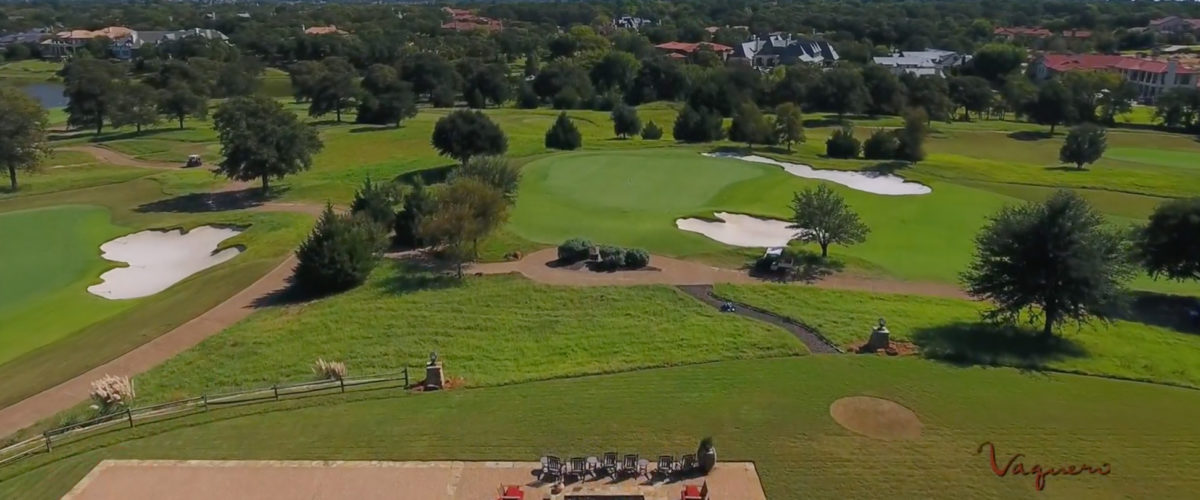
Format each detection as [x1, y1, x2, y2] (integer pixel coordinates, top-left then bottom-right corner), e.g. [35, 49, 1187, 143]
[3, 358, 1199, 499]
[130, 264, 805, 402]
[0, 177, 313, 409]
[715, 283, 1200, 388]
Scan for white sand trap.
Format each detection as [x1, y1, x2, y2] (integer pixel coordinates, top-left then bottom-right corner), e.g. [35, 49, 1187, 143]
[87, 226, 244, 300]
[704, 152, 932, 195]
[676, 212, 797, 247]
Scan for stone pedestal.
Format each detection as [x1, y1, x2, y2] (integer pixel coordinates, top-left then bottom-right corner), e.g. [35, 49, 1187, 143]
[866, 326, 890, 351]
[424, 362, 444, 391]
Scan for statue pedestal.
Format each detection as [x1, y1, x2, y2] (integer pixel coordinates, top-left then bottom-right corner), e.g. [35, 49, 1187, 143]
[424, 363, 444, 391]
[866, 326, 890, 351]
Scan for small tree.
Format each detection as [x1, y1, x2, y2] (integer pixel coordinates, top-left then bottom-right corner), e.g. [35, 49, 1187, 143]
[213, 96, 323, 193]
[393, 179, 434, 247]
[455, 155, 521, 202]
[728, 102, 772, 147]
[419, 178, 509, 278]
[641, 120, 663, 140]
[825, 127, 861, 159]
[110, 81, 160, 133]
[0, 87, 50, 191]
[308, 57, 358, 122]
[157, 81, 208, 129]
[962, 190, 1132, 337]
[545, 111, 582, 150]
[773, 103, 805, 152]
[673, 104, 723, 143]
[1137, 197, 1200, 282]
[350, 177, 399, 228]
[1026, 80, 1075, 135]
[611, 103, 641, 138]
[295, 204, 383, 294]
[517, 84, 540, 109]
[862, 129, 899, 160]
[431, 110, 508, 164]
[789, 184, 870, 257]
[896, 108, 929, 162]
[1059, 123, 1107, 169]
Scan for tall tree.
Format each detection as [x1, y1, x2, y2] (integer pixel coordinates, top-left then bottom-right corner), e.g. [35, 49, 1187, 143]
[812, 67, 869, 117]
[110, 81, 159, 133]
[157, 81, 208, 129]
[672, 104, 724, 143]
[728, 102, 771, 147]
[896, 107, 929, 162]
[1027, 80, 1075, 134]
[862, 64, 906, 116]
[788, 184, 870, 258]
[962, 191, 1132, 337]
[419, 177, 510, 278]
[1137, 198, 1200, 282]
[611, 103, 642, 138]
[356, 64, 416, 127]
[431, 110, 508, 164]
[288, 60, 325, 103]
[295, 204, 382, 295]
[590, 51, 640, 93]
[971, 44, 1026, 84]
[60, 58, 126, 134]
[212, 95, 323, 193]
[907, 74, 953, 123]
[948, 75, 994, 120]
[1059, 123, 1107, 169]
[464, 63, 511, 108]
[773, 103, 805, 152]
[0, 87, 50, 191]
[309, 57, 358, 122]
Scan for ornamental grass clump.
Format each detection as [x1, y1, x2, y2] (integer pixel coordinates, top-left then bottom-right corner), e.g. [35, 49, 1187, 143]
[313, 358, 348, 380]
[89, 374, 135, 415]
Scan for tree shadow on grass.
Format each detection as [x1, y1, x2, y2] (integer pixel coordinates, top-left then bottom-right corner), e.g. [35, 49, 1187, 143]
[381, 257, 462, 295]
[912, 321, 1087, 368]
[349, 124, 401, 133]
[803, 117, 848, 128]
[135, 186, 289, 213]
[863, 160, 912, 175]
[1007, 131, 1053, 141]
[1111, 291, 1200, 335]
[1043, 165, 1087, 172]
[392, 164, 456, 186]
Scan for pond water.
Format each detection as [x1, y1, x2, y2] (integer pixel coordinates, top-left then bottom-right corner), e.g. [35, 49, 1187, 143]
[18, 82, 67, 108]
[704, 152, 932, 196]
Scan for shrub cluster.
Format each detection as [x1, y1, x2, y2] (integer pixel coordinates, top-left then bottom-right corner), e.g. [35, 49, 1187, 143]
[557, 238, 593, 262]
[862, 129, 900, 160]
[825, 126, 861, 159]
[556, 238, 649, 269]
[641, 120, 663, 140]
[295, 205, 384, 295]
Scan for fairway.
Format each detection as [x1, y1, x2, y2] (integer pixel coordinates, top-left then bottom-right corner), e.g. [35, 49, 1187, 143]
[1106, 147, 1200, 170]
[0, 206, 129, 364]
[4, 358, 1199, 499]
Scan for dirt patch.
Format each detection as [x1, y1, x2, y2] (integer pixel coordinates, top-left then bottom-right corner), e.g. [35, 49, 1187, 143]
[829, 396, 922, 440]
[851, 340, 918, 356]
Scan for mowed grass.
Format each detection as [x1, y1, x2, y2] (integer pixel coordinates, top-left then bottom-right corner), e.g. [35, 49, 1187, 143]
[715, 284, 1200, 388]
[130, 264, 804, 402]
[0, 206, 130, 364]
[4, 358, 1200, 499]
[0, 176, 313, 409]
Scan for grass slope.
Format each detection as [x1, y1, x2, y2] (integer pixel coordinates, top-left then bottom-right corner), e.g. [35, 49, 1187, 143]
[130, 264, 804, 402]
[3, 358, 1199, 499]
[715, 284, 1200, 388]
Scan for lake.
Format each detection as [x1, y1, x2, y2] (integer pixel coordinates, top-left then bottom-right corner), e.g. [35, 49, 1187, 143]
[18, 82, 67, 108]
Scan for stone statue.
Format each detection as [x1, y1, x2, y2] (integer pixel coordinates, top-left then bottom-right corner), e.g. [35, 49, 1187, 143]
[866, 317, 890, 351]
[427, 351, 439, 367]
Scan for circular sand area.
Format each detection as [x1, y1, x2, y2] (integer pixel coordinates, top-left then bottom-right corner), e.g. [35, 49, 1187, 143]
[87, 226, 244, 300]
[675, 212, 796, 247]
[705, 153, 932, 196]
[829, 396, 922, 440]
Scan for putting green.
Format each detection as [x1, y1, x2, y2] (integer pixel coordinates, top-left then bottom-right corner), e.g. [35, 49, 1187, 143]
[0, 206, 130, 365]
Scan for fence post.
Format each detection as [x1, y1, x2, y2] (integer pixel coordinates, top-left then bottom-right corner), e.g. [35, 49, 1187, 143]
[126, 407, 134, 429]
[43, 432, 51, 453]
[202, 394, 208, 412]
[404, 366, 409, 388]
[339, 378, 345, 393]
[273, 385, 279, 400]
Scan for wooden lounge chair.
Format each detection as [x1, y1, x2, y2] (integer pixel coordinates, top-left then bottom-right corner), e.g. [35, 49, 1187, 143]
[680, 481, 709, 500]
[568, 457, 587, 481]
[541, 456, 563, 482]
[657, 455, 675, 479]
[602, 452, 619, 477]
[498, 484, 525, 500]
[621, 454, 638, 478]
[680, 454, 697, 473]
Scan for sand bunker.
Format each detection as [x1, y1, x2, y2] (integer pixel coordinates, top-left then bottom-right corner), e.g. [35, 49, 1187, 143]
[830, 396, 922, 440]
[87, 226, 244, 300]
[705, 152, 932, 195]
[676, 212, 796, 247]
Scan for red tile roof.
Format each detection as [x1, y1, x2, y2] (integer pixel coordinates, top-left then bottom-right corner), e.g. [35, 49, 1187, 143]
[1041, 53, 1197, 75]
[654, 41, 733, 54]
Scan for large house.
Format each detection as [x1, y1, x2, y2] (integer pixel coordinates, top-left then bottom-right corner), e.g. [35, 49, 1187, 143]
[1031, 53, 1199, 103]
[731, 33, 838, 68]
[38, 26, 228, 60]
[655, 41, 734, 61]
[0, 28, 52, 48]
[612, 16, 654, 30]
[872, 49, 970, 77]
[303, 25, 349, 36]
[1147, 16, 1200, 35]
[441, 7, 502, 32]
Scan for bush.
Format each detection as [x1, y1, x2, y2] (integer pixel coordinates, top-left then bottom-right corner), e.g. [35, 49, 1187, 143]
[295, 205, 383, 295]
[350, 177, 398, 228]
[465, 88, 486, 109]
[623, 248, 650, 269]
[641, 120, 663, 140]
[557, 238, 593, 262]
[862, 129, 900, 160]
[545, 111, 582, 150]
[553, 88, 580, 109]
[591, 91, 618, 111]
[825, 126, 861, 159]
[595, 245, 627, 271]
[312, 358, 348, 380]
[517, 84, 540, 109]
[673, 104, 724, 143]
[430, 86, 456, 107]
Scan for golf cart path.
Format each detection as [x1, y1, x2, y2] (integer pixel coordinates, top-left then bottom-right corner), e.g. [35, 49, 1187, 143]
[0, 193, 324, 435]
[466, 248, 969, 299]
[60, 145, 182, 169]
[677, 285, 840, 354]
